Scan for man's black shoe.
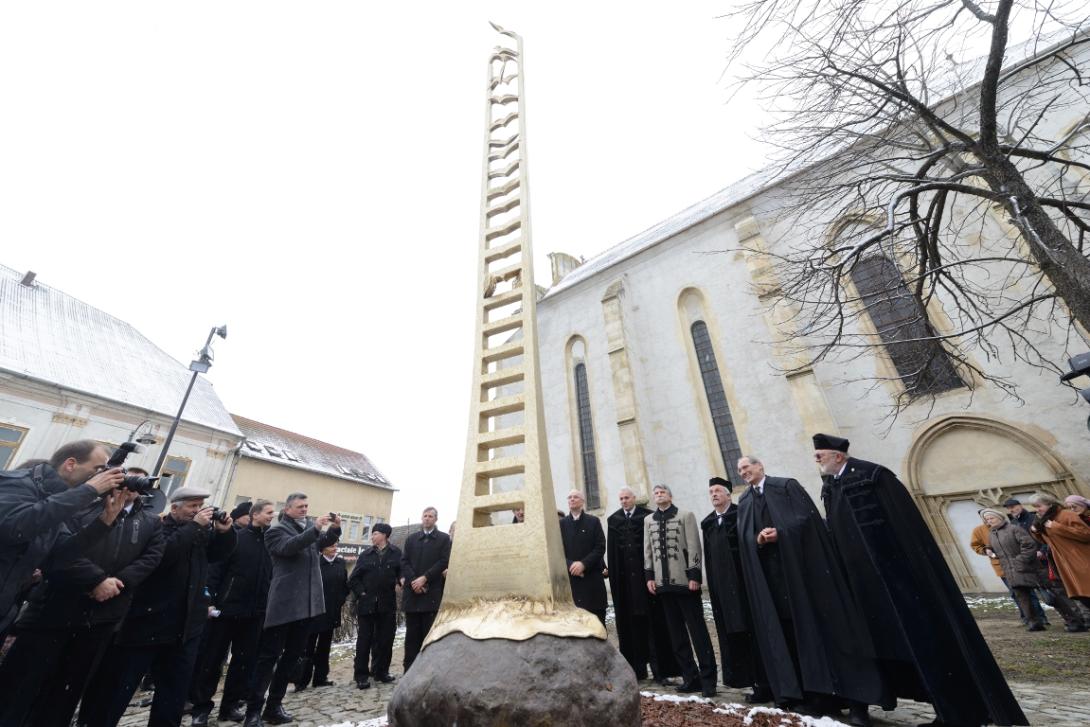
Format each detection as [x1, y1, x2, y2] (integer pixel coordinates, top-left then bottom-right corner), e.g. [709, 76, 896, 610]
[700, 683, 717, 698]
[293, 682, 307, 692]
[190, 711, 210, 727]
[312, 679, 335, 687]
[356, 679, 372, 689]
[744, 688, 773, 704]
[219, 704, 246, 722]
[375, 674, 396, 683]
[676, 679, 701, 693]
[261, 704, 294, 725]
[243, 713, 264, 727]
[847, 704, 872, 727]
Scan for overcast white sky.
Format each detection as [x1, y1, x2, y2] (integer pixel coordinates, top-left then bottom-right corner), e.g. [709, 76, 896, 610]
[0, 2, 771, 525]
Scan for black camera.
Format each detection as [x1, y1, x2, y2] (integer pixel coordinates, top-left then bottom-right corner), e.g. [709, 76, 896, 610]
[210, 508, 230, 525]
[105, 443, 160, 495]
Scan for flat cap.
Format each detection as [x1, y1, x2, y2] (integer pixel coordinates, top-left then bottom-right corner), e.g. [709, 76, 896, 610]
[372, 522, 393, 537]
[1002, 498, 1021, 507]
[230, 501, 253, 520]
[813, 433, 850, 452]
[708, 476, 732, 493]
[169, 486, 211, 503]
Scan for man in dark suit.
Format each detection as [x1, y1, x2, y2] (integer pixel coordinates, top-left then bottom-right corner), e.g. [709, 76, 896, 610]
[349, 522, 401, 688]
[560, 490, 608, 625]
[400, 507, 451, 672]
[295, 541, 350, 690]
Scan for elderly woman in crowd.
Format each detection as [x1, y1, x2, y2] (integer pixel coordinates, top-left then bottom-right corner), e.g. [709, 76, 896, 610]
[1066, 495, 1090, 527]
[980, 508, 1084, 632]
[971, 510, 1044, 626]
[1030, 493, 1090, 612]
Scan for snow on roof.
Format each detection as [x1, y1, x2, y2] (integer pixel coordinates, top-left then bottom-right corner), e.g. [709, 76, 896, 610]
[0, 264, 241, 436]
[232, 414, 395, 490]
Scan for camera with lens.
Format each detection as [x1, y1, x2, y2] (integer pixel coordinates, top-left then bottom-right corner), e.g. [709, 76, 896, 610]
[104, 442, 160, 495]
[210, 508, 230, 525]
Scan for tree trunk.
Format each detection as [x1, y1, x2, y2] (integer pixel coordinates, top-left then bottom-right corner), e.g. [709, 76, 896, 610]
[977, 152, 1090, 330]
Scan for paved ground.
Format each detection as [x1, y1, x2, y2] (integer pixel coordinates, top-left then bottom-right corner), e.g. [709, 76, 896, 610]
[115, 600, 1090, 727]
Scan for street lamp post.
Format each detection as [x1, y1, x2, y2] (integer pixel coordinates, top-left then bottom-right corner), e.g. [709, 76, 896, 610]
[152, 325, 227, 480]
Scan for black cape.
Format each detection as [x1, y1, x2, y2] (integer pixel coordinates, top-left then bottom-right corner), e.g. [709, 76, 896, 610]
[822, 458, 1027, 726]
[701, 504, 755, 687]
[606, 506, 681, 679]
[737, 477, 888, 706]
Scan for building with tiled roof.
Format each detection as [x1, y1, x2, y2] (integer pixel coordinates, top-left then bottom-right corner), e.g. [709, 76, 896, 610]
[0, 265, 241, 497]
[223, 415, 395, 550]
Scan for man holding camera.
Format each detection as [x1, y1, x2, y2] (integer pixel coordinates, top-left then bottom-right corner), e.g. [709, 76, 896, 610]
[0, 440, 125, 635]
[244, 493, 340, 727]
[0, 480, 165, 726]
[189, 499, 276, 725]
[79, 486, 237, 727]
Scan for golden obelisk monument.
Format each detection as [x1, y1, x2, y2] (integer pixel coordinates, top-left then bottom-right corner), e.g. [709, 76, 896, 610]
[388, 24, 638, 726]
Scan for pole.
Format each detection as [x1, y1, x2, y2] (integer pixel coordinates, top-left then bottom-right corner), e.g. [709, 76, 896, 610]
[152, 326, 220, 479]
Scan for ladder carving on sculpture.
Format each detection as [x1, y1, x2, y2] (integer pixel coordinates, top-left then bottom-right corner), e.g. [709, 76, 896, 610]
[424, 26, 605, 646]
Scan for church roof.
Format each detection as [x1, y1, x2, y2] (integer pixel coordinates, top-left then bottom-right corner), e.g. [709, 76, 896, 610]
[0, 264, 241, 436]
[232, 414, 395, 490]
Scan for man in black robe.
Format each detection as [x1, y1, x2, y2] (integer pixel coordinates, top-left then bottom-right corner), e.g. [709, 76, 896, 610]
[701, 476, 757, 696]
[606, 486, 680, 683]
[735, 455, 885, 727]
[559, 490, 608, 625]
[815, 433, 1028, 727]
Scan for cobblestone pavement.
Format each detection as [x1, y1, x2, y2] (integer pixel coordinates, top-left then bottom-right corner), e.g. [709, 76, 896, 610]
[115, 623, 1090, 727]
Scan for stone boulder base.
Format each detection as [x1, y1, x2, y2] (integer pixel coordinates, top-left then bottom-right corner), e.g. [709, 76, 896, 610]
[387, 633, 640, 727]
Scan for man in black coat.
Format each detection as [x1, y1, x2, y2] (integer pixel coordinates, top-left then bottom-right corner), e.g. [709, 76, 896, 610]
[0, 487, 164, 726]
[606, 487, 680, 683]
[79, 485, 237, 727]
[560, 490, 608, 625]
[0, 439, 125, 635]
[294, 541, 350, 690]
[349, 522, 401, 688]
[815, 434, 1028, 727]
[701, 476, 757, 695]
[189, 499, 276, 725]
[735, 456, 885, 727]
[400, 507, 451, 672]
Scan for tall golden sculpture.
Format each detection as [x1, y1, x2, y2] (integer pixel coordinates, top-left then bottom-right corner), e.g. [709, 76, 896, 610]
[424, 22, 605, 646]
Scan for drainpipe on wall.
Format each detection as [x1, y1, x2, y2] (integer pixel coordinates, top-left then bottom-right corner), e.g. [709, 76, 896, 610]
[216, 440, 245, 507]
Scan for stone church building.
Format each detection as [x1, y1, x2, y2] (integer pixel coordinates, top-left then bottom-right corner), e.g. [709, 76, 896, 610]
[536, 49, 1089, 593]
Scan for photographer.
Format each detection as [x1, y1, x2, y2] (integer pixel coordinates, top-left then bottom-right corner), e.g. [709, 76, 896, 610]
[0, 484, 165, 726]
[79, 486, 237, 727]
[0, 440, 125, 636]
[244, 493, 340, 727]
[188, 500, 275, 726]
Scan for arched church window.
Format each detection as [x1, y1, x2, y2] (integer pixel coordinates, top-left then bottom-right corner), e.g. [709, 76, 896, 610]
[573, 362, 601, 509]
[849, 254, 963, 396]
[690, 321, 743, 488]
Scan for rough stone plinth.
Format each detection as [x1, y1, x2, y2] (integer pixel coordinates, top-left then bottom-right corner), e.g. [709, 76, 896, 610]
[387, 633, 639, 727]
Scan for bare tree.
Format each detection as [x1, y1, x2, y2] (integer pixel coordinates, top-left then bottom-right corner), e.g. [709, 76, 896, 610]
[725, 0, 1090, 411]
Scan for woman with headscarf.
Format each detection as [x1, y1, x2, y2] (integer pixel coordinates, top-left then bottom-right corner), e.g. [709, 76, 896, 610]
[981, 508, 1085, 632]
[1030, 493, 1090, 612]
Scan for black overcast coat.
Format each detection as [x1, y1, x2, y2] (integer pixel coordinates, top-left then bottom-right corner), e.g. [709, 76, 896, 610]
[0, 464, 108, 633]
[18, 496, 164, 630]
[822, 458, 1028, 726]
[607, 506, 654, 617]
[560, 512, 608, 613]
[349, 544, 402, 616]
[115, 514, 237, 646]
[312, 554, 350, 632]
[400, 530, 451, 613]
[207, 524, 272, 619]
[737, 477, 888, 706]
[700, 504, 749, 635]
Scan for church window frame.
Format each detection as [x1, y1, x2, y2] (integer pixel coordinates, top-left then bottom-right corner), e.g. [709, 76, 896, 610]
[689, 320, 745, 490]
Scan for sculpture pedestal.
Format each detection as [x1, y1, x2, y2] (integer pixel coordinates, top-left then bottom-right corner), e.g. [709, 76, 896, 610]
[387, 633, 640, 727]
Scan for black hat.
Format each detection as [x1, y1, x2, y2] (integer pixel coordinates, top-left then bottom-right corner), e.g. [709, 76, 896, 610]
[1002, 498, 1021, 507]
[372, 522, 393, 537]
[813, 433, 850, 452]
[708, 476, 732, 493]
[230, 502, 253, 520]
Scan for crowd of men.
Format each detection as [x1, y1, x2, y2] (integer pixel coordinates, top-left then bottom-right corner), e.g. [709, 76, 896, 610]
[0, 438, 452, 727]
[558, 433, 1050, 727]
[5, 433, 1088, 727]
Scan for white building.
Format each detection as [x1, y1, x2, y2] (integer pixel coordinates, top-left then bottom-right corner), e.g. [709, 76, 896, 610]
[0, 265, 242, 498]
[536, 58, 1090, 593]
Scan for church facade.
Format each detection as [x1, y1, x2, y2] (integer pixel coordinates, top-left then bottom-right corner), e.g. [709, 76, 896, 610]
[536, 92, 1090, 593]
